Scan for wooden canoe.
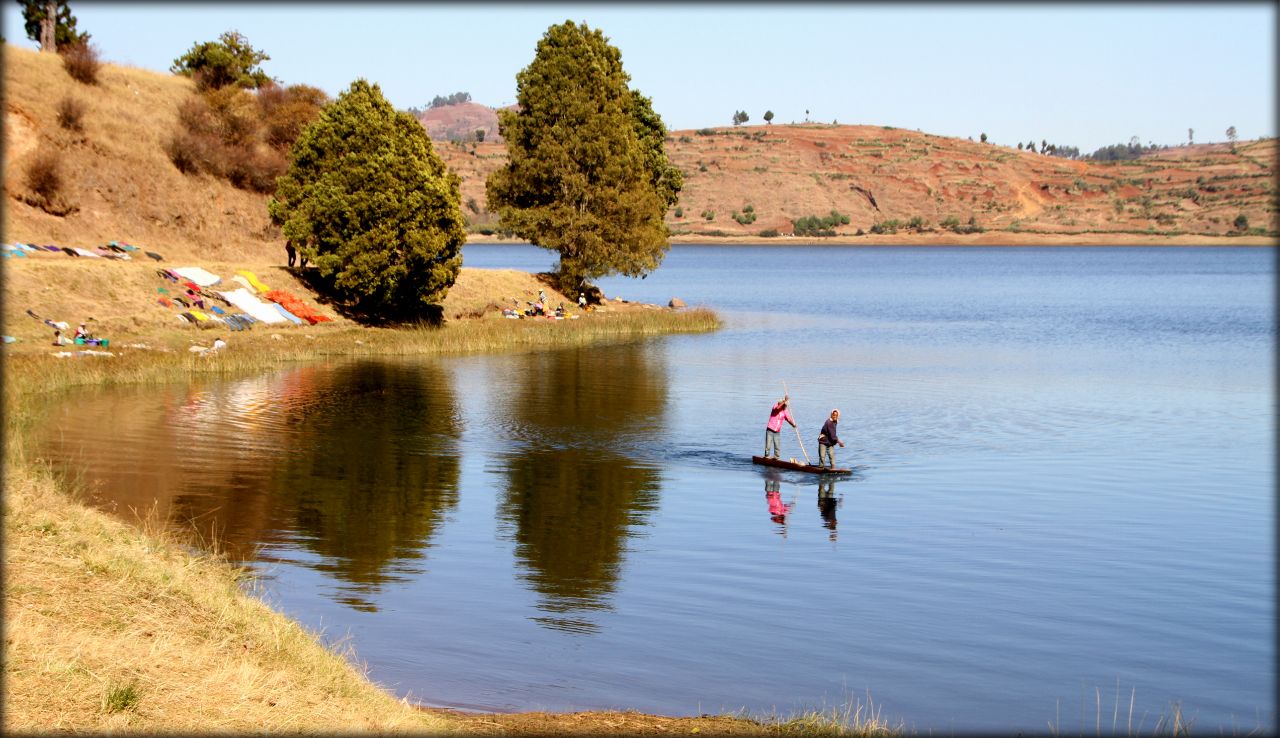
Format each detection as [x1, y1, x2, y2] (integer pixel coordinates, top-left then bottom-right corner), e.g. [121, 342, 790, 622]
[751, 455, 850, 474]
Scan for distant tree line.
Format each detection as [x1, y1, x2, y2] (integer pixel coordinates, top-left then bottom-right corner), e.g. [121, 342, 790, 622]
[1085, 140, 1165, 162]
[430, 91, 472, 108]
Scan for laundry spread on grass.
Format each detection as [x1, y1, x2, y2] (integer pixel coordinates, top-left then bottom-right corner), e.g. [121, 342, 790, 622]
[18, 254, 333, 351]
[4, 240, 154, 261]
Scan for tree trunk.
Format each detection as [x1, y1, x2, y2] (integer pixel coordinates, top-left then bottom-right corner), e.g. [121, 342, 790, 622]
[39, 1, 56, 52]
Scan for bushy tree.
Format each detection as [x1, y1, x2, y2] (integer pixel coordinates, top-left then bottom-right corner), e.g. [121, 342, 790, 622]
[980, 132, 988, 143]
[733, 110, 749, 126]
[763, 110, 774, 124]
[1226, 126, 1238, 151]
[486, 20, 678, 295]
[630, 90, 683, 211]
[20, 0, 88, 51]
[171, 30, 273, 90]
[269, 79, 465, 321]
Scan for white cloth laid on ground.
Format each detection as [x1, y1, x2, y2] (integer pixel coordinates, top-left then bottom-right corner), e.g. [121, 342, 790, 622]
[230, 275, 257, 293]
[173, 266, 223, 287]
[217, 288, 287, 324]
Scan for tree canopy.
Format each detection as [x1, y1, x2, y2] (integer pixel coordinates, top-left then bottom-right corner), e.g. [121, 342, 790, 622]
[268, 79, 465, 322]
[486, 20, 680, 295]
[171, 30, 273, 90]
[19, 0, 88, 49]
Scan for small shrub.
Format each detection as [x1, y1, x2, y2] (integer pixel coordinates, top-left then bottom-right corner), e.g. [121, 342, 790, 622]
[758, 228, 779, 237]
[695, 128, 717, 136]
[941, 215, 961, 230]
[60, 41, 101, 85]
[702, 210, 715, 221]
[102, 682, 140, 714]
[258, 83, 327, 150]
[1234, 213, 1249, 231]
[56, 97, 86, 132]
[907, 215, 927, 230]
[674, 206, 683, 218]
[855, 227, 865, 236]
[166, 132, 203, 173]
[25, 149, 65, 205]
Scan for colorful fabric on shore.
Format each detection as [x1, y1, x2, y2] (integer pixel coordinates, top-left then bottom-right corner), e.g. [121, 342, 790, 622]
[173, 266, 222, 287]
[235, 270, 271, 293]
[263, 289, 333, 325]
[218, 288, 288, 324]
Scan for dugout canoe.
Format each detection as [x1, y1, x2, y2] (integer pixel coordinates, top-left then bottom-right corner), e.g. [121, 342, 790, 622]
[751, 455, 850, 474]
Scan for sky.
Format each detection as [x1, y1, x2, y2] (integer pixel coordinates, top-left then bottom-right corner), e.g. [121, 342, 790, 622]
[3, 3, 1275, 154]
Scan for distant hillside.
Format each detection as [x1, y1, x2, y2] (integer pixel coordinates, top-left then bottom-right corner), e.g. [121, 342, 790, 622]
[4, 43, 1275, 258]
[415, 102, 503, 143]
[436, 125, 1277, 240]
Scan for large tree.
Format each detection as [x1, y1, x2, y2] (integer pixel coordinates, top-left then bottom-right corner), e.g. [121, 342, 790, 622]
[486, 20, 680, 295]
[171, 30, 273, 90]
[19, 0, 88, 51]
[268, 79, 465, 322]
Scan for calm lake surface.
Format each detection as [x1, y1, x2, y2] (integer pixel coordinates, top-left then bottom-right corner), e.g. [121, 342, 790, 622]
[35, 245, 1274, 733]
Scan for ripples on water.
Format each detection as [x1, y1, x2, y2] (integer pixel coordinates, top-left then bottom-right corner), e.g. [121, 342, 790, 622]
[33, 246, 1274, 733]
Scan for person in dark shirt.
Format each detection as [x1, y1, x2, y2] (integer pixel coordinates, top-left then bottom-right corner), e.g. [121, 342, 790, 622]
[817, 409, 845, 469]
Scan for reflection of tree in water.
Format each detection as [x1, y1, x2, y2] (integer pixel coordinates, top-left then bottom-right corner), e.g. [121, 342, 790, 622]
[495, 345, 668, 632]
[269, 360, 462, 610]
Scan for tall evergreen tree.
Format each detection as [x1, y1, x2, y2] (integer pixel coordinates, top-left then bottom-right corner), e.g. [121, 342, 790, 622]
[19, 0, 88, 51]
[269, 79, 465, 322]
[486, 20, 679, 295]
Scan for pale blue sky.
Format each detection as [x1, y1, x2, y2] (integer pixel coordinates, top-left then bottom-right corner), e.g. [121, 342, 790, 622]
[4, 3, 1274, 153]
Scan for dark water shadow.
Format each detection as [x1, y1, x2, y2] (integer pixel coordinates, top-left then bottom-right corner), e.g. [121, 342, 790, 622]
[490, 343, 669, 632]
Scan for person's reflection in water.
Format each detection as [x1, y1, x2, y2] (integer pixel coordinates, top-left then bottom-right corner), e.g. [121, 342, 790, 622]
[817, 477, 842, 541]
[764, 472, 793, 536]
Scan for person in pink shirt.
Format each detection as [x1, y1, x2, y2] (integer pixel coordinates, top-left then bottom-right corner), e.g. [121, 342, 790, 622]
[764, 395, 797, 459]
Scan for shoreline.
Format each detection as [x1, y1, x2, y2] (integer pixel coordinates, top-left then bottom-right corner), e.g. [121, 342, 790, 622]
[468, 233, 1277, 246]
[7, 303, 845, 735]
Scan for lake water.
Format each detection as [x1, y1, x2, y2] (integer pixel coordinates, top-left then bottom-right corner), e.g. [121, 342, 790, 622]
[34, 245, 1275, 734]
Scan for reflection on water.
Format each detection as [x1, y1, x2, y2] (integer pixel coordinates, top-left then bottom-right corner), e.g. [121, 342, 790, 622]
[492, 344, 667, 632]
[817, 478, 841, 541]
[37, 360, 462, 611]
[263, 361, 461, 611]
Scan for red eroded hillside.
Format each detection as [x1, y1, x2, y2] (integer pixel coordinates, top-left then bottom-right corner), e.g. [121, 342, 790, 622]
[415, 102, 504, 143]
[432, 123, 1277, 241]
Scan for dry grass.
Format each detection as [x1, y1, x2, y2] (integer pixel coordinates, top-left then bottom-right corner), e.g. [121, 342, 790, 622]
[3, 435, 460, 733]
[4, 44, 277, 262]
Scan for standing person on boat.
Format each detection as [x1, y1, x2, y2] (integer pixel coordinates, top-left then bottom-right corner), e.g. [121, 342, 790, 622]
[817, 409, 845, 469]
[764, 395, 797, 459]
